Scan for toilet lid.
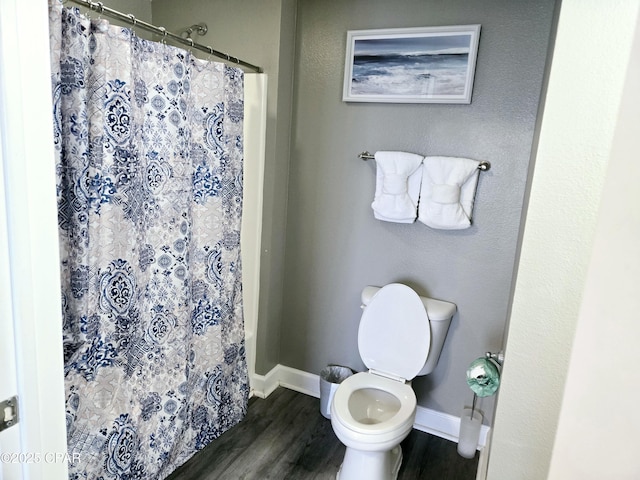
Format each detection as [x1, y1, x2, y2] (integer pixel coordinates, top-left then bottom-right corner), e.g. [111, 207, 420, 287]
[358, 283, 431, 381]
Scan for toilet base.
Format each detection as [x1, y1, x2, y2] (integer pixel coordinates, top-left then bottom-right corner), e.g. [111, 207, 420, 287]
[336, 445, 403, 480]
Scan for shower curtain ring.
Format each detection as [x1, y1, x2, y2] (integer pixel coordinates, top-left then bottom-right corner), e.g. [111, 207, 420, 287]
[157, 27, 166, 43]
[95, 1, 104, 19]
[128, 14, 137, 26]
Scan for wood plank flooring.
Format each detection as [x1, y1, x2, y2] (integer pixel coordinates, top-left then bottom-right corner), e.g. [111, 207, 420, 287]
[167, 387, 479, 480]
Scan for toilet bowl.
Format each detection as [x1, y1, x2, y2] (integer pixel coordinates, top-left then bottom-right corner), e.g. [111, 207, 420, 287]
[329, 283, 456, 480]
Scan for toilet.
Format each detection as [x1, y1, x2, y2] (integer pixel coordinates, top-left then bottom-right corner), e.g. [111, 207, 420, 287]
[330, 283, 456, 480]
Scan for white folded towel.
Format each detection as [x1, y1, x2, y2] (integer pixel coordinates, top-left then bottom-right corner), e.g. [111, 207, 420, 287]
[371, 151, 424, 223]
[418, 156, 480, 229]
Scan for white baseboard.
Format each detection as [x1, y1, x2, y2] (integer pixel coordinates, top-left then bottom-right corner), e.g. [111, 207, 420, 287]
[251, 364, 320, 399]
[249, 365, 279, 399]
[250, 364, 490, 449]
[413, 402, 490, 448]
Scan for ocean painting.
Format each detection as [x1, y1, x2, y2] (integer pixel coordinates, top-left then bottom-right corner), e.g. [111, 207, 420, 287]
[343, 26, 480, 103]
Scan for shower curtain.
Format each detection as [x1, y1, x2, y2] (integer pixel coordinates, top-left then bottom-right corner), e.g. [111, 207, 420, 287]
[49, 2, 248, 478]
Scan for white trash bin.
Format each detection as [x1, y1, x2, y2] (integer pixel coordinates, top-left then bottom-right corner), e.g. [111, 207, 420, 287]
[319, 365, 353, 419]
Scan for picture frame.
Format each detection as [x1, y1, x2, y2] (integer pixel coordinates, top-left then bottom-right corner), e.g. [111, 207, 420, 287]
[342, 25, 481, 104]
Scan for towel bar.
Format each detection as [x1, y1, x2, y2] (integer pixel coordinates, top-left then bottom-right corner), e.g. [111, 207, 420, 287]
[358, 151, 491, 171]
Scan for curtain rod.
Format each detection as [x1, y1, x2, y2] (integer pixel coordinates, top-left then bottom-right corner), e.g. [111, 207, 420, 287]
[64, 0, 262, 73]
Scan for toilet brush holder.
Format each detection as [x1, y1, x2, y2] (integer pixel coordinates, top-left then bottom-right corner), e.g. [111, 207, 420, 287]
[457, 407, 482, 458]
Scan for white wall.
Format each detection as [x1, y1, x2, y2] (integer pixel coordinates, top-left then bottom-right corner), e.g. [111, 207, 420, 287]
[0, 1, 69, 478]
[487, 1, 640, 479]
[547, 5, 640, 478]
[242, 74, 268, 391]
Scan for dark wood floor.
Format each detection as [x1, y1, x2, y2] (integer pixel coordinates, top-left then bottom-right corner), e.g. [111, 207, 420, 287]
[167, 387, 479, 480]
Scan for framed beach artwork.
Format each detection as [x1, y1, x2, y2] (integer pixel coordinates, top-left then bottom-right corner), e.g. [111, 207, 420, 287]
[343, 25, 481, 104]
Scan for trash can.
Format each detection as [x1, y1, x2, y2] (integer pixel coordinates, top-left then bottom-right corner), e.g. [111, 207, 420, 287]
[319, 365, 353, 419]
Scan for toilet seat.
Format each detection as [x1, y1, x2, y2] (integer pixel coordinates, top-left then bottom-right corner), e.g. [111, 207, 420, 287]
[358, 283, 431, 381]
[331, 372, 416, 436]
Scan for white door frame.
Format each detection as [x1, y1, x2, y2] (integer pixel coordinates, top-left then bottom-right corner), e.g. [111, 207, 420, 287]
[0, 113, 21, 480]
[0, 0, 69, 478]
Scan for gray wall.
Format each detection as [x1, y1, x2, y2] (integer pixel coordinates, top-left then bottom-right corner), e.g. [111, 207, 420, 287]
[282, 0, 556, 422]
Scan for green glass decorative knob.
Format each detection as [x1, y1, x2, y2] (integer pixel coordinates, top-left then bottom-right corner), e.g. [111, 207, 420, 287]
[466, 357, 500, 397]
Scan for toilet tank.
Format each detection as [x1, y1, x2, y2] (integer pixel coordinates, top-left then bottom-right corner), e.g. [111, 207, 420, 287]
[361, 286, 456, 377]
[416, 297, 456, 375]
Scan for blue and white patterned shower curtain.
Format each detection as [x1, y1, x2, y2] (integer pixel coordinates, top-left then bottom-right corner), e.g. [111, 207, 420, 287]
[49, 2, 248, 478]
